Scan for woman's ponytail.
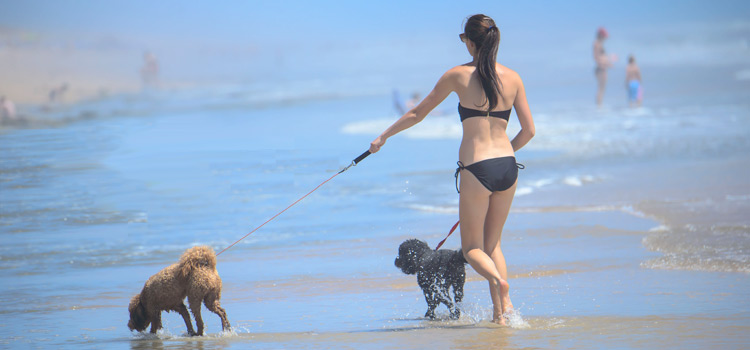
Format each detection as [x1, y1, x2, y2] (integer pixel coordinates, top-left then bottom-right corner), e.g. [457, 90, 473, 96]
[464, 15, 502, 113]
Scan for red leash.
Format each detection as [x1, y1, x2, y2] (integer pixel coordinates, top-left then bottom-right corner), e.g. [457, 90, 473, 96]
[435, 220, 460, 250]
[217, 151, 371, 256]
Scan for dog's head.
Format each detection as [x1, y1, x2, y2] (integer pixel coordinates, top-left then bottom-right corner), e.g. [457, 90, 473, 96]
[178, 245, 217, 280]
[127, 294, 149, 332]
[394, 239, 431, 275]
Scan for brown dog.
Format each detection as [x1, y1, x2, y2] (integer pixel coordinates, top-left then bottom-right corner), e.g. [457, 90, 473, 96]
[127, 246, 230, 336]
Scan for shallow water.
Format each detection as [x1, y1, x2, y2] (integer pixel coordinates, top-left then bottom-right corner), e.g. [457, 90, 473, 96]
[2, 84, 749, 348]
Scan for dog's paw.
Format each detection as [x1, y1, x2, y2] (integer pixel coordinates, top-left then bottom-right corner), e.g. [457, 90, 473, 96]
[449, 309, 461, 320]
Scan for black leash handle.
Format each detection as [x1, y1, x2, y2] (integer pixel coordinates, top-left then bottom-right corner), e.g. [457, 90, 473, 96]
[353, 151, 371, 165]
[339, 150, 371, 174]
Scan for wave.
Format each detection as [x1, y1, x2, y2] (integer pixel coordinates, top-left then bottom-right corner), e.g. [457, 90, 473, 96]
[522, 103, 750, 161]
[342, 115, 462, 140]
[516, 187, 534, 196]
[402, 173, 604, 214]
[405, 204, 458, 214]
[638, 193, 750, 274]
[562, 175, 598, 187]
[641, 224, 750, 274]
[2, 81, 380, 132]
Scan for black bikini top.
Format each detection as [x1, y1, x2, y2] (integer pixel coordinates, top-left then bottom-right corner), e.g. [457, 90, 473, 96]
[458, 103, 511, 122]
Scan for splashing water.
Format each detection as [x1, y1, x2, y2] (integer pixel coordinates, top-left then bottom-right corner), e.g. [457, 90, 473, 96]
[505, 309, 530, 329]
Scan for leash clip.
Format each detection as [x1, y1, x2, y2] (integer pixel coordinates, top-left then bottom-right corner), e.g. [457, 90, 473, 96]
[338, 150, 371, 174]
[338, 161, 356, 174]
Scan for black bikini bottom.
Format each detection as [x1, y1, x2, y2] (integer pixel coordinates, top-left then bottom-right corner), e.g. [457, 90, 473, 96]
[454, 156, 524, 193]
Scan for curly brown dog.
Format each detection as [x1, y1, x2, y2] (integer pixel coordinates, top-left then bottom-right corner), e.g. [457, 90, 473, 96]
[127, 246, 231, 336]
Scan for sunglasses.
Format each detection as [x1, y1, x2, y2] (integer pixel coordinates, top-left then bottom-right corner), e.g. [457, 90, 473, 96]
[459, 33, 467, 42]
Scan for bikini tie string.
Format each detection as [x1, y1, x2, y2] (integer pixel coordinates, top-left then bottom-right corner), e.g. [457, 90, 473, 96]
[454, 161, 466, 194]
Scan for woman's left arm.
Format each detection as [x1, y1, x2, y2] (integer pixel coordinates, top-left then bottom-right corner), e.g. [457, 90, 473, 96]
[510, 75, 535, 152]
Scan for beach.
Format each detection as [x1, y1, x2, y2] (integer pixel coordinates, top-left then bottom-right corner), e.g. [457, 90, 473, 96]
[2, 1, 750, 349]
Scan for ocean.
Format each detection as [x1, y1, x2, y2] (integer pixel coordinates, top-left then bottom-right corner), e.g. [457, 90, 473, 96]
[2, 2, 750, 349]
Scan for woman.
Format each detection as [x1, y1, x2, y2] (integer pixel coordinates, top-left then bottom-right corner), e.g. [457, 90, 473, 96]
[593, 27, 615, 106]
[369, 14, 535, 325]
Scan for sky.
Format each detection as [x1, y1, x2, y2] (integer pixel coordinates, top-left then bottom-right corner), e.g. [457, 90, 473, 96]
[3, 0, 748, 47]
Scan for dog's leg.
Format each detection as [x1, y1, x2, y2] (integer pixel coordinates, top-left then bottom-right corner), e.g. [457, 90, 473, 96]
[453, 275, 465, 304]
[189, 297, 205, 336]
[204, 294, 231, 332]
[422, 286, 439, 319]
[175, 303, 196, 336]
[150, 311, 162, 334]
[437, 284, 459, 320]
[451, 276, 465, 320]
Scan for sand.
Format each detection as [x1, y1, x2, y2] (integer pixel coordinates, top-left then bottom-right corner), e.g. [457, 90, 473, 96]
[0, 43, 143, 105]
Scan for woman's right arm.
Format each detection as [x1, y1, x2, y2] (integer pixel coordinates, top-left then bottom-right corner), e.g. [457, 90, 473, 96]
[510, 76, 535, 152]
[369, 69, 456, 153]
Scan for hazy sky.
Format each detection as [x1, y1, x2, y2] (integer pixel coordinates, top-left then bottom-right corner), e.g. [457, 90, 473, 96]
[3, 0, 747, 47]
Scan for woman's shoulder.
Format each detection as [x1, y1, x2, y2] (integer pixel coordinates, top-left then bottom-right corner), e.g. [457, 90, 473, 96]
[438, 64, 475, 84]
[445, 63, 475, 76]
[496, 63, 522, 81]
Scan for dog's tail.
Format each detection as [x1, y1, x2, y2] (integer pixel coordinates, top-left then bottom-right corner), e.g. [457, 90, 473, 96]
[452, 249, 468, 265]
[178, 245, 217, 280]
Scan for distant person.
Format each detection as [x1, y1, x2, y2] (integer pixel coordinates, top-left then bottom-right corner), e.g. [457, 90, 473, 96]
[625, 55, 643, 107]
[369, 14, 535, 325]
[140, 51, 159, 89]
[1, 95, 17, 121]
[393, 90, 448, 116]
[48, 83, 69, 103]
[593, 27, 617, 106]
[392, 89, 406, 115]
[405, 92, 421, 110]
[392, 90, 421, 115]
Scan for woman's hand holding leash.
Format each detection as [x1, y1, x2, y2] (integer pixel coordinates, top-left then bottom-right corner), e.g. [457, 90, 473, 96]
[369, 136, 385, 154]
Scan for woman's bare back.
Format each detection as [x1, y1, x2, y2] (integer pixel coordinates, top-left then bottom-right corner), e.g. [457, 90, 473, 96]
[452, 63, 520, 164]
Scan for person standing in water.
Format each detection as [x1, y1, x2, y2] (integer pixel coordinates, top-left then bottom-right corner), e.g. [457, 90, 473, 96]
[593, 27, 616, 106]
[625, 55, 643, 107]
[140, 51, 160, 89]
[0, 96, 16, 121]
[369, 14, 535, 325]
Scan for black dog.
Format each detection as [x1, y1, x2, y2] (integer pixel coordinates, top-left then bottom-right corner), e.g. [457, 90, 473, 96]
[394, 239, 467, 320]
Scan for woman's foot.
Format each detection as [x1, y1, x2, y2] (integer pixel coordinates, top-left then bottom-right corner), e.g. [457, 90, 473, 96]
[498, 278, 513, 314]
[490, 278, 512, 325]
[492, 305, 507, 326]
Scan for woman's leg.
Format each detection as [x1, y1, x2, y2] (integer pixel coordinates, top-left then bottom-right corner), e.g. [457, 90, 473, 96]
[596, 69, 607, 106]
[459, 170, 509, 325]
[484, 181, 517, 317]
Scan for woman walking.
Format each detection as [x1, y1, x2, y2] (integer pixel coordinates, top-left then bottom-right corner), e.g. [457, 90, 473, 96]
[369, 14, 535, 324]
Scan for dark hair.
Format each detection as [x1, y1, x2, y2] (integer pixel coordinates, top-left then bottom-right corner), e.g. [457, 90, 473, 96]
[464, 14, 501, 113]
